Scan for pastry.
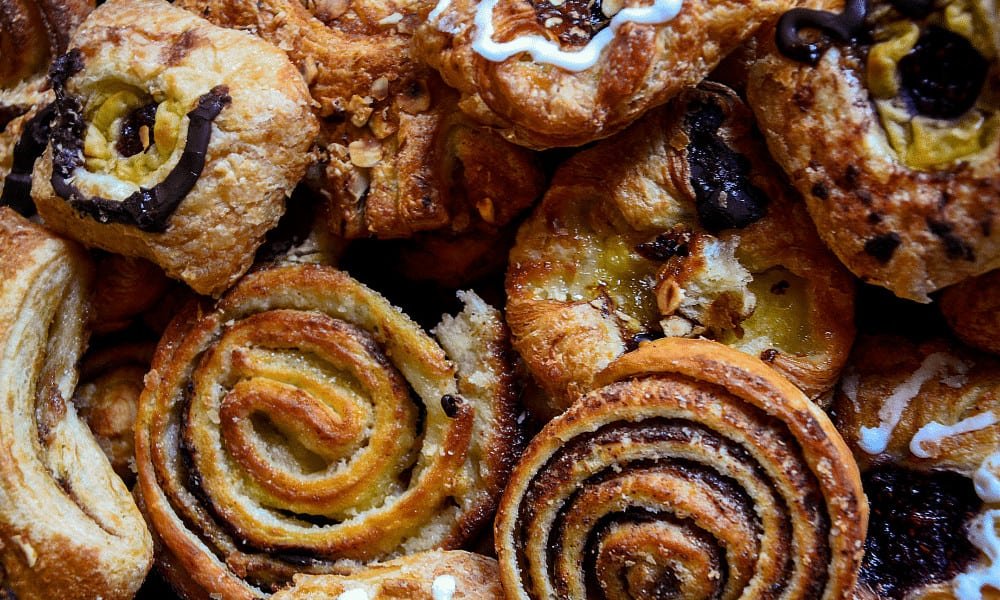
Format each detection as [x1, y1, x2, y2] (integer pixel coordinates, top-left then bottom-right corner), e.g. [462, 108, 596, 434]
[414, 0, 791, 148]
[74, 341, 156, 485]
[30, 0, 318, 296]
[88, 253, 172, 334]
[496, 337, 867, 599]
[506, 83, 856, 412]
[940, 269, 1000, 356]
[135, 264, 518, 598]
[270, 551, 502, 599]
[0, 0, 94, 86]
[832, 334, 1000, 598]
[178, 0, 545, 241]
[0, 79, 54, 216]
[747, 0, 1000, 302]
[0, 207, 153, 600]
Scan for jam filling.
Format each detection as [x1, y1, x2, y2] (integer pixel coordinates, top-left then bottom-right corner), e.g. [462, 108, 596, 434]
[533, 0, 612, 46]
[897, 26, 988, 120]
[860, 466, 982, 599]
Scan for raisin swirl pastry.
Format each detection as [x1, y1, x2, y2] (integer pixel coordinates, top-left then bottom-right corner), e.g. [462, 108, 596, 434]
[507, 83, 855, 412]
[0, 207, 153, 600]
[748, 0, 1000, 302]
[270, 550, 502, 599]
[940, 269, 1000, 356]
[135, 264, 518, 598]
[30, 0, 318, 296]
[178, 0, 544, 241]
[831, 334, 1000, 599]
[496, 337, 867, 600]
[414, 0, 791, 149]
[0, 0, 93, 86]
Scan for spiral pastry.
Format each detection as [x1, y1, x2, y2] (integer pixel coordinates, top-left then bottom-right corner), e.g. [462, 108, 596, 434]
[748, 0, 1000, 302]
[831, 335, 1000, 599]
[30, 0, 317, 296]
[178, 0, 544, 240]
[414, 0, 790, 149]
[136, 264, 518, 598]
[0, 78, 54, 216]
[495, 337, 866, 600]
[506, 83, 855, 412]
[0, 207, 153, 600]
[270, 550, 502, 599]
[0, 0, 93, 86]
[940, 269, 1000, 356]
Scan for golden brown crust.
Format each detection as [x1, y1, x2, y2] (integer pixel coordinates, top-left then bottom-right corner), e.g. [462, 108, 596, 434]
[0, 207, 153, 600]
[940, 269, 1000, 356]
[31, 0, 318, 296]
[88, 253, 171, 334]
[179, 0, 544, 240]
[414, 0, 791, 149]
[270, 550, 503, 599]
[136, 264, 518, 598]
[506, 84, 856, 412]
[747, 0, 1000, 302]
[496, 337, 867, 600]
[0, 0, 94, 86]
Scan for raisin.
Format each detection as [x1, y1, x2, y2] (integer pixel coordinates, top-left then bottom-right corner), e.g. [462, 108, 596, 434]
[116, 102, 159, 157]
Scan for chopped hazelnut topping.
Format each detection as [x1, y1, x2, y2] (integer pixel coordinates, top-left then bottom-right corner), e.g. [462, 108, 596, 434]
[348, 139, 382, 167]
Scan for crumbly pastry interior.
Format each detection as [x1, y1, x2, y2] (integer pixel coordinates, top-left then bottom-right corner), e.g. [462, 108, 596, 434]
[3, 0, 1000, 598]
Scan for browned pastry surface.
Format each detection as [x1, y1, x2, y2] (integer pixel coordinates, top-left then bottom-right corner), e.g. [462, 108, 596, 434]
[831, 334, 1000, 599]
[748, 0, 1000, 302]
[0, 0, 94, 86]
[178, 0, 545, 240]
[414, 0, 791, 148]
[31, 0, 318, 296]
[136, 264, 518, 598]
[270, 550, 502, 599]
[507, 83, 855, 413]
[496, 337, 867, 599]
[88, 253, 172, 334]
[941, 269, 1000, 356]
[0, 207, 153, 600]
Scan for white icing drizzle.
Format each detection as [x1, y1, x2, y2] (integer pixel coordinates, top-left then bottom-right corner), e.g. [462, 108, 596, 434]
[431, 574, 457, 600]
[977, 453, 1000, 504]
[428, 0, 683, 72]
[840, 367, 860, 412]
[954, 452, 1000, 599]
[336, 588, 370, 600]
[858, 353, 970, 455]
[909, 412, 997, 459]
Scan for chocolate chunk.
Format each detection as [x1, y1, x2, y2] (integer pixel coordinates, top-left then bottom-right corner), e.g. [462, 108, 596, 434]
[928, 219, 975, 261]
[441, 394, 462, 418]
[860, 467, 982, 599]
[685, 99, 769, 233]
[812, 182, 829, 199]
[116, 102, 159, 157]
[635, 231, 691, 261]
[532, 0, 611, 46]
[0, 103, 56, 217]
[776, 0, 868, 65]
[864, 232, 901, 263]
[898, 26, 988, 120]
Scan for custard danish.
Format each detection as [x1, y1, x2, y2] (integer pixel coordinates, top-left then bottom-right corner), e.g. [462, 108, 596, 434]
[136, 264, 518, 598]
[0, 207, 153, 600]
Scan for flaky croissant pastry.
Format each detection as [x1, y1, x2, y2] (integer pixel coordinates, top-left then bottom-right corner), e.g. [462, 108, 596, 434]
[0, 207, 153, 600]
[136, 264, 518, 598]
[30, 0, 318, 296]
[507, 83, 855, 413]
[748, 0, 1000, 302]
[496, 338, 866, 599]
[0, 0, 93, 86]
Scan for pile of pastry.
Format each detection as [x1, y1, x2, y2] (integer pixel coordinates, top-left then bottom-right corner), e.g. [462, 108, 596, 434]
[0, 0, 998, 598]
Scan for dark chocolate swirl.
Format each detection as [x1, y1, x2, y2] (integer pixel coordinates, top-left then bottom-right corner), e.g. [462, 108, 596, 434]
[776, 0, 869, 65]
[48, 50, 231, 233]
[0, 102, 55, 217]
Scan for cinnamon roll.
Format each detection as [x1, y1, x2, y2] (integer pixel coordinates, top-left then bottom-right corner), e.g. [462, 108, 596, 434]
[135, 264, 519, 598]
[506, 83, 856, 412]
[414, 0, 790, 149]
[30, 0, 318, 296]
[496, 337, 867, 600]
[178, 0, 544, 241]
[940, 269, 1000, 356]
[748, 0, 1000, 302]
[271, 551, 502, 599]
[0, 207, 153, 600]
[831, 334, 1000, 599]
[0, 0, 94, 86]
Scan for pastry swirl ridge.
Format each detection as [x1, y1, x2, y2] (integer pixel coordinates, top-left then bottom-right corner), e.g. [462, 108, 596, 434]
[136, 264, 518, 598]
[495, 337, 867, 600]
[0, 207, 153, 600]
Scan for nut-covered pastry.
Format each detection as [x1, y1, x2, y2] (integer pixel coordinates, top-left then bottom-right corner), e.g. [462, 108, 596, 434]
[415, 0, 791, 148]
[136, 264, 518, 598]
[748, 0, 1000, 302]
[496, 338, 867, 599]
[0, 0, 94, 86]
[832, 334, 1000, 599]
[30, 0, 318, 296]
[271, 551, 502, 599]
[0, 207, 153, 600]
[941, 269, 1000, 356]
[179, 0, 544, 240]
[507, 83, 855, 412]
